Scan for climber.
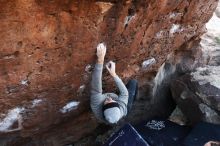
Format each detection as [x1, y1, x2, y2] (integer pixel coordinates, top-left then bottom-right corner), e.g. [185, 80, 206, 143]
[90, 43, 138, 124]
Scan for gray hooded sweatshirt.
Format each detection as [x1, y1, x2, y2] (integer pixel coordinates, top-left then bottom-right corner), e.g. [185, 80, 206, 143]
[90, 63, 129, 124]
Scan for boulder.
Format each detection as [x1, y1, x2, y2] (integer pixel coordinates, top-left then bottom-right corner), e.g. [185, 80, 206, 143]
[0, 0, 218, 145]
[171, 66, 220, 125]
[152, 40, 204, 118]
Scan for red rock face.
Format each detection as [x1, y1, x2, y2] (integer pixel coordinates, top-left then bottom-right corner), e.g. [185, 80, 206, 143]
[0, 0, 218, 145]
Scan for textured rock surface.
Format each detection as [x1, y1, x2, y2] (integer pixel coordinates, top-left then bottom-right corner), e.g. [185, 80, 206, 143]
[152, 39, 204, 118]
[170, 2, 220, 126]
[171, 3, 220, 124]
[171, 66, 220, 125]
[0, 0, 218, 145]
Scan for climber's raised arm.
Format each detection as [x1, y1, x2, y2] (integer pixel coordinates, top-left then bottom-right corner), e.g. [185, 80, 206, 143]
[106, 61, 129, 105]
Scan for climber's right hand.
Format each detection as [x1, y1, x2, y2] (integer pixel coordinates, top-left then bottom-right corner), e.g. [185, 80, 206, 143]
[106, 61, 117, 77]
[96, 43, 106, 64]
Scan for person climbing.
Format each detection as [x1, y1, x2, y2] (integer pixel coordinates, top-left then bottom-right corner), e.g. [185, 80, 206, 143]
[90, 43, 138, 124]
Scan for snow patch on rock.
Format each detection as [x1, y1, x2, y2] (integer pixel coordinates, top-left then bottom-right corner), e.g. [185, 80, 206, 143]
[169, 24, 184, 34]
[142, 58, 156, 69]
[0, 107, 24, 132]
[60, 101, 80, 113]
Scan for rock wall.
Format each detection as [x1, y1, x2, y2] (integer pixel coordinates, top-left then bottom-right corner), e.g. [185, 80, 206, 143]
[0, 0, 218, 145]
[170, 3, 220, 126]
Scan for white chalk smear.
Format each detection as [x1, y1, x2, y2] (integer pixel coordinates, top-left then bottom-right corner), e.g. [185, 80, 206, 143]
[31, 99, 43, 108]
[169, 13, 177, 18]
[142, 58, 156, 69]
[169, 24, 184, 34]
[169, 12, 182, 19]
[124, 15, 135, 26]
[21, 79, 28, 86]
[60, 101, 80, 113]
[85, 64, 92, 73]
[97, 43, 106, 51]
[0, 107, 24, 132]
[77, 85, 86, 94]
[156, 30, 164, 38]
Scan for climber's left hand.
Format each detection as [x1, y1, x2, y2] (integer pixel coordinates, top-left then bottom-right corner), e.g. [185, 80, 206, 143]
[96, 43, 106, 64]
